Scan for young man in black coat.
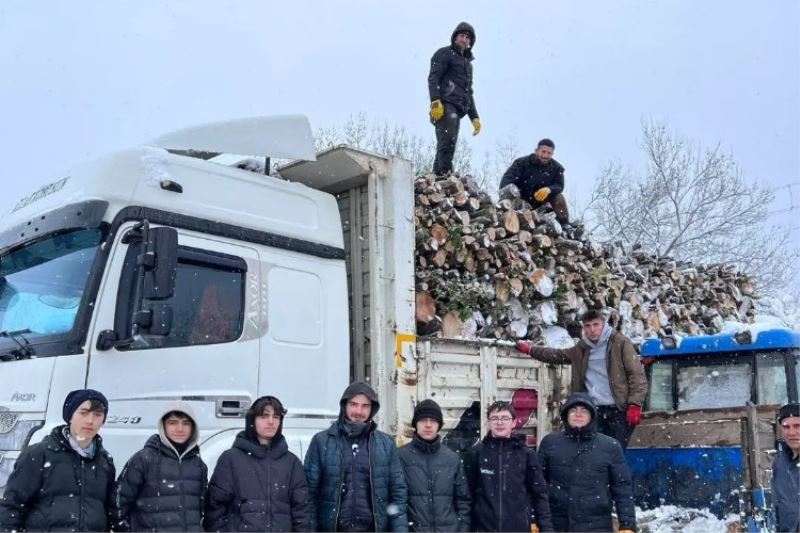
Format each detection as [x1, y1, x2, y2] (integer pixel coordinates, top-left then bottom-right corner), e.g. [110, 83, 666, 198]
[111, 402, 208, 532]
[205, 396, 309, 532]
[464, 401, 553, 532]
[538, 393, 637, 533]
[304, 382, 407, 532]
[428, 22, 481, 176]
[773, 402, 800, 532]
[499, 139, 569, 224]
[398, 399, 471, 532]
[0, 389, 115, 532]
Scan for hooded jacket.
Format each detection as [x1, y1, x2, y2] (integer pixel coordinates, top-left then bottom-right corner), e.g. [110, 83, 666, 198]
[526, 329, 648, 410]
[0, 425, 115, 532]
[537, 393, 637, 532]
[464, 432, 553, 532]
[303, 382, 408, 532]
[772, 440, 800, 532]
[204, 397, 310, 532]
[398, 434, 471, 532]
[428, 22, 479, 120]
[111, 402, 208, 532]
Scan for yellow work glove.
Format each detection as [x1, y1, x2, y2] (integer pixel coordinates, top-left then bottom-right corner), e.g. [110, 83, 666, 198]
[530, 524, 540, 533]
[472, 118, 481, 135]
[533, 187, 551, 202]
[430, 100, 444, 122]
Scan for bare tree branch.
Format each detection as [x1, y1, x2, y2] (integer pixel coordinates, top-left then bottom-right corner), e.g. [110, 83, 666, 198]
[589, 119, 799, 295]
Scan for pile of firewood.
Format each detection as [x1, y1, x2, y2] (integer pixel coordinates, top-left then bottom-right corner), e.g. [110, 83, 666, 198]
[414, 173, 756, 343]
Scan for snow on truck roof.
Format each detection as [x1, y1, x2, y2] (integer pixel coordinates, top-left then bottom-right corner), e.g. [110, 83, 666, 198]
[1, 146, 344, 251]
[640, 327, 800, 357]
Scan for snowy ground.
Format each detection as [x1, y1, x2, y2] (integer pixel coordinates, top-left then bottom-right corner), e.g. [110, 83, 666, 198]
[636, 506, 741, 533]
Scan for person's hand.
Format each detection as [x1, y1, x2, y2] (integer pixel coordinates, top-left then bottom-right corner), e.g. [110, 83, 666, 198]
[534, 187, 550, 202]
[516, 340, 532, 354]
[472, 118, 481, 135]
[626, 404, 642, 426]
[530, 524, 539, 533]
[619, 530, 636, 533]
[430, 100, 444, 122]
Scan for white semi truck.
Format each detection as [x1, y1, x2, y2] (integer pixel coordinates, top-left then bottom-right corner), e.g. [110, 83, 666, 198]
[0, 116, 566, 492]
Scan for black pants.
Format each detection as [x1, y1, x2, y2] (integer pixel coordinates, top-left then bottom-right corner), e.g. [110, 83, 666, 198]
[596, 405, 635, 449]
[432, 103, 463, 175]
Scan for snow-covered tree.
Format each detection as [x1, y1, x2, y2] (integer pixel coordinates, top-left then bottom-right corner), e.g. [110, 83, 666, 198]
[585, 119, 799, 295]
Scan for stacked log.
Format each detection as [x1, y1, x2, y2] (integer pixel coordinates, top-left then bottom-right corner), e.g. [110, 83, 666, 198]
[414, 174, 756, 343]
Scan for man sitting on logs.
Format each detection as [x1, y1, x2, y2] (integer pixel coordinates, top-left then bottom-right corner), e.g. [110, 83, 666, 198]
[499, 138, 569, 224]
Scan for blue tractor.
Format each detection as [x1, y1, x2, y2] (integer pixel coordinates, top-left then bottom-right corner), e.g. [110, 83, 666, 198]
[627, 327, 800, 531]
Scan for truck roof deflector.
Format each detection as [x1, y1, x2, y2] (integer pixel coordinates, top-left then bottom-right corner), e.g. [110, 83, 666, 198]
[146, 115, 317, 161]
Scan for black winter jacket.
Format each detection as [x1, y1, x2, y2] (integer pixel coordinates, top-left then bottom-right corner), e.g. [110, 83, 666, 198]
[428, 22, 479, 120]
[205, 432, 309, 532]
[398, 434, 471, 532]
[464, 433, 553, 532]
[111, 434, 208, 532]
[304, 382, 407, 532]
[0, 425, 115, 532]
[772, 441, 800, 532]
[499, 155, 565, 201]
[537, 393, 637, 532]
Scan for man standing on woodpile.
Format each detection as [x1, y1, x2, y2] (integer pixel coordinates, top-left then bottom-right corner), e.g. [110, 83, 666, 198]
[516, 309, 648, 449]
[428, 22, 480, 176]
[499, 139, 569, 224]
[538, 393, 637, 533]
[773, 402, 800, 532]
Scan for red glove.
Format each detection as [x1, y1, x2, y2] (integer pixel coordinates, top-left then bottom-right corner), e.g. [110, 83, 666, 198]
[626, 404, 642, 426]
[516, 341, 531, 354]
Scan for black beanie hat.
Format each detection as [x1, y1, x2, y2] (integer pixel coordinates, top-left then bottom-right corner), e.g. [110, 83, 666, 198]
[412, 399, 444, 428]
[779, 402, 800, 423]
[63, 389, 108, 423]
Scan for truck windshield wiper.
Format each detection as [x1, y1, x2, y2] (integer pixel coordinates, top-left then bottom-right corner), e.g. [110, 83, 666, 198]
[0, 328, 35, 360]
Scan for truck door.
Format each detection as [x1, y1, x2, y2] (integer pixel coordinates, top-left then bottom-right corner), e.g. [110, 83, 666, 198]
[86, 222, 261, 464]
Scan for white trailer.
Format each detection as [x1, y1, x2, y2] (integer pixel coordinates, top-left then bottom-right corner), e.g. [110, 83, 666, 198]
[0, 117, 566, 492]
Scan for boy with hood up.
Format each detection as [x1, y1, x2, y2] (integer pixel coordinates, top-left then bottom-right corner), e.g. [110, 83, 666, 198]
[111, 402, 208, 532]
[204, 396, 309, 532]
[304, 382, 407, 532]
[0, 388, 115, 532]
[537, 393, 637, 533]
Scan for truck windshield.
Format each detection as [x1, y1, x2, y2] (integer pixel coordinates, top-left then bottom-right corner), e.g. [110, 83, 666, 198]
[0, 228, 103, 338]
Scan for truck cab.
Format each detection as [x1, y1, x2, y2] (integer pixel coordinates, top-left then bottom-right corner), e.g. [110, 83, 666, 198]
[0, 117, 356, 494]
[628, 327, 800, 529]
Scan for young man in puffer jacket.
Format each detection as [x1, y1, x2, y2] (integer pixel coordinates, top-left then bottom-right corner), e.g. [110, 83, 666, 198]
[204, 396, 309, 532]
[0, 389, 115, 532]
[398, 399, 471, 532]
[464, 401, 553, 532]
[538, 393, 637, 533]
[111, 402, 208, 532]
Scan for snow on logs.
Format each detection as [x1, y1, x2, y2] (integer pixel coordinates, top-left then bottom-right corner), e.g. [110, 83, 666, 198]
[413, 173, 756, 343]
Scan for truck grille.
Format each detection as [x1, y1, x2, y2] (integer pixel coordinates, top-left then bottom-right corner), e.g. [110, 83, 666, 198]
[0, 410, 18, 435]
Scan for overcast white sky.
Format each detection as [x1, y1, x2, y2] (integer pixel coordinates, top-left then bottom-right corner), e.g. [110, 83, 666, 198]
[1, 1, 798, 235]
